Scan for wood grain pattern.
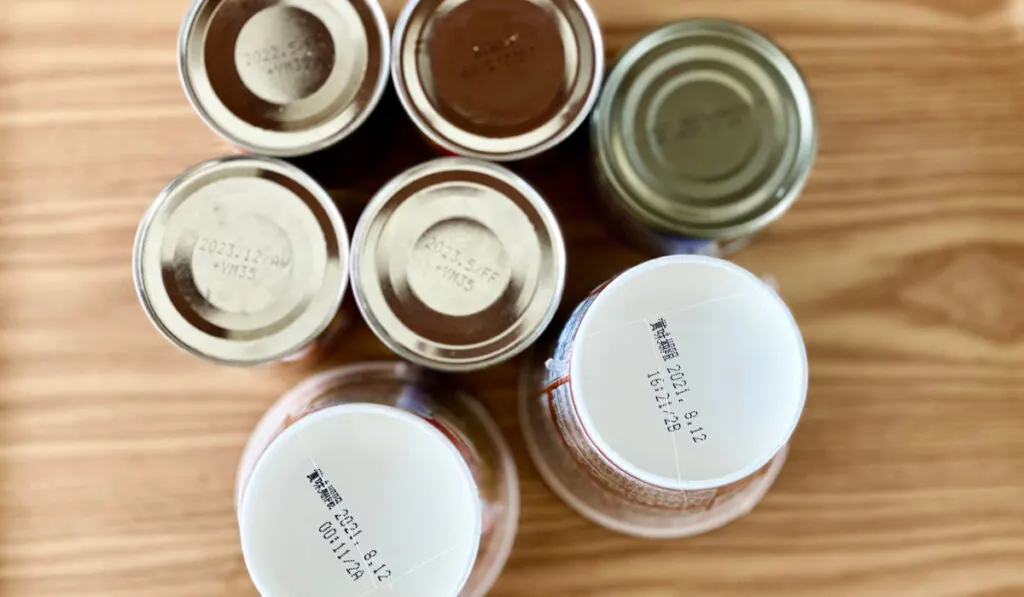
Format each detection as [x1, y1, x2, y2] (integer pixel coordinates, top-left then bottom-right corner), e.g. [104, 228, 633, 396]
[2, 0, 1023, 596]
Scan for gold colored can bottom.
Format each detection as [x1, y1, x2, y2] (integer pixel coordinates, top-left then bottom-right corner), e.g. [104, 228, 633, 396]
[179, 0, 391, 156]
[589, 19, 817, 255]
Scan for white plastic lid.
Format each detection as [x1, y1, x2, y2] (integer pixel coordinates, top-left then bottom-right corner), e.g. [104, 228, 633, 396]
[570, 255, 807, 490]
[239, 404, 482, 597]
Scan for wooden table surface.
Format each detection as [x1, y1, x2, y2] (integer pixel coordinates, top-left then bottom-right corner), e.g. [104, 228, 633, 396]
[2, 0, 1024, 596]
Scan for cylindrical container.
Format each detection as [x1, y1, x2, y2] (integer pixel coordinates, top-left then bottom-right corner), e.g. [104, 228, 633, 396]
[392, 0, 604, 161]
[352, 158, 566, 372]
[133, 156, 349, 366]
[179, 0, 390, 156]
[519, 255, 807, 538]
[591, 20, 818, 257]
[236, 362, 518, 597]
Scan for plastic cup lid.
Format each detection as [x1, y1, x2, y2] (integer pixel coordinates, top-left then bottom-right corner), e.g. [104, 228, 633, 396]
[569, 255, 808, 490]
[239, 404, 482, 597]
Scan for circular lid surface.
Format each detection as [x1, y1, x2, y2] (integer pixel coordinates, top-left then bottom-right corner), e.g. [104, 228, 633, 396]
[133, 156, 348, 366]
[570, 255, 807, 490]
[239, 404, 482, 597]
[393, 0, 603, 161]
[593, 20, 817, 239]
[352, 158, 566, 371]
[179, 0, 390, 156]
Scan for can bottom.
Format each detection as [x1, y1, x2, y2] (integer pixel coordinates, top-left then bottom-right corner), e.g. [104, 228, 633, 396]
[518, 348, 788, 539]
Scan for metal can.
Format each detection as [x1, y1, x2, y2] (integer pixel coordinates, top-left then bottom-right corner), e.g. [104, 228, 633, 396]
[591, 20, 818, 257]
[519, 255, 808, 538]
[392, 0, 604, 161]
[236, 362, 518, 597]
[133, 156, 349, 366]
[179, 0, 390, 157]
[351, 158, 566, 372]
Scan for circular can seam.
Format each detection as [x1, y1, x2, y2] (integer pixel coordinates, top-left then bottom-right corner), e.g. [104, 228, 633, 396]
[133, 156, 350, 367]
[391, 0, 605, 162]
[351, 158, 567, 371]
[591, 18, 818, 240]
[177, 0, 392, 157]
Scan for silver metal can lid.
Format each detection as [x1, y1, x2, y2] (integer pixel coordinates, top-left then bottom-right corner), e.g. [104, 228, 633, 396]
[352, 158, 566, 371]
[133, 156, 349, 366]
[392, 0, 604, 161]
[179, 0, 390, 157]
[592, 19, 818, 239]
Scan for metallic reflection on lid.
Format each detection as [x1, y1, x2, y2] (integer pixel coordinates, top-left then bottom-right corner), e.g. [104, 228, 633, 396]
[352, 158, 566, 371]
[179, 0, 390, 156]
[592, 19, 818, 239]
[393, 0, 604, 161]
[133, 156, 349, 366]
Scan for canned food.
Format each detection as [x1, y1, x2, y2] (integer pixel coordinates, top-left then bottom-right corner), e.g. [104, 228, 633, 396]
[236, 362, 518, 597]
[352, 158, 566, 372]
[179, 0, 390, 156]
[133, 156, 349, 366]
[392, 0, 604, 161]
[591, 20, 818, 257]
[519, 255, 807, 538]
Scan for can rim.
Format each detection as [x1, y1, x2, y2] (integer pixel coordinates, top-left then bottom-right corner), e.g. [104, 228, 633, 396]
[177, 0, 392, 157]
[351, 157, 567, 371]
[568, 255, 809, 491]
[391, 0, 605, 161]
[592, 19, 818, 240]
[133, 156, 350, 366]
